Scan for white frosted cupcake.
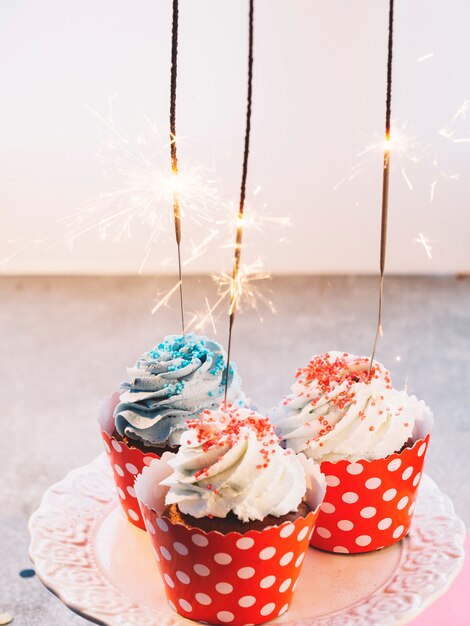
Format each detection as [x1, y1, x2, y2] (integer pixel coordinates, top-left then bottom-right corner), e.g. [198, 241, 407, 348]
[270, 352, 433, 553]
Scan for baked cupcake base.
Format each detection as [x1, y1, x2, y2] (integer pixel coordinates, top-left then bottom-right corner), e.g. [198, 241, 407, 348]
[112, 429, 177, 456]
[162, 501, 312, 534]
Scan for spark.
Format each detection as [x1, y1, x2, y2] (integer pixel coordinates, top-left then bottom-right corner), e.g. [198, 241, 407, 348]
[452, 97, 470, 123]
[42, 99, 220, 272]
[430, 180, 437, 202]
[417, 52, 434, 63]
[183, 229, 219, 266]
[151, 280, 182, 314]
[395, 355, 401, 362]
[253, 185, 262, 196]
[440, 97, 470, 144]
[401, 168, 414, 190]
[205, 296, 217, 334]
[217, 202, 292, 240]
[188, 259, 275, 333]
[335, 120, 457, 194]
[0, 240, 31, 267]
[413, 232, 435, 259]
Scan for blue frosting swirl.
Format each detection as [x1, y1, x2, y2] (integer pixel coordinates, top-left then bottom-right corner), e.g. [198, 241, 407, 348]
[114, 333, 245, 448]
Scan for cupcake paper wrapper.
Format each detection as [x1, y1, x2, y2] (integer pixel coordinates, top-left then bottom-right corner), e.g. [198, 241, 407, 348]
[98, 393, 159, 530]
[135, 453, 326, 626]
[310, 409, 433, 554]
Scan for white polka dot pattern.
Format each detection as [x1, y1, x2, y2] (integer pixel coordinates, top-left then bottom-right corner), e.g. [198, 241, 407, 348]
[217, 611, 234, 623]
[347, 462, 364, 475]
[325, 475, 340, 487]
[176, 571, 190, 584]
[387, 458, 402, 472]
[195, 593, 212, 605]
[309, 434, 430, 554]
[355, 535, 372, 546]
[279, 552, 294, 566]
[383, 488, 397, 501]
[342, 492, 359, 504]
[337, 520, 354, 531]
[179, 599, 192, 612]
[100, 429, 159, 530]
[173, 542, 189, 555]
[114, 464, 124, 477]
[236, 537, 255, 550]
[193, 563, 210, 577]
[260, 603, 276, 616]
[128, 509, 139, 522]
[259, 547, 276, 560]
[237, 567, 255, 579]
[320, 502, 336, 514]
[192, 534, 209, 547]
[360, 507, 377, 519]
[378, 518, 392, 530]
[164, 574, 174, 588]
[238, 595, 256, 607]
[125, 463, 138, 475]
[279, 523, 295, 538]
[138, 500, 317, 625]
[260, 575, 276, 588]
[111, 439, 122, 453]
[216, 582, 233, 594]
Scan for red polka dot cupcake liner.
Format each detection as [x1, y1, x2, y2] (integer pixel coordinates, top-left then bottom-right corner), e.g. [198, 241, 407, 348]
[135, 453, 326, 626]
[97, 393, 159, 531]
[310, 411, 433, 554]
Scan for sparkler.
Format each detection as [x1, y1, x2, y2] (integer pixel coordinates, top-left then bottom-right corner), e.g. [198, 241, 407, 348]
[224, 0, 254, 402]
[369, 0, 394, 374]
[33, 102, 219, 273]
[169, 0, 185, 335]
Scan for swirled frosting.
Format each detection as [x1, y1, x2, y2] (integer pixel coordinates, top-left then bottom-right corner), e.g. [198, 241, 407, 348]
[161, 405, 307, 522]
[114, 334, 245, 448]
[271, 352, 430, 462]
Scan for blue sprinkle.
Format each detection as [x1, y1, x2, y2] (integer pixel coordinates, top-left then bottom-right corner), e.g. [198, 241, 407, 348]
[19, 569, 35, 578]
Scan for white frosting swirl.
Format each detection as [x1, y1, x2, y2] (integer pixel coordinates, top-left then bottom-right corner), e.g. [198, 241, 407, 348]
[162, 406, 307, 522]
[271, 351, 430, 462]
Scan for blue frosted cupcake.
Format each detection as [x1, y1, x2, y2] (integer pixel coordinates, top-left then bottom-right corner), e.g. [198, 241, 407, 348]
[112, 333, 246, 454]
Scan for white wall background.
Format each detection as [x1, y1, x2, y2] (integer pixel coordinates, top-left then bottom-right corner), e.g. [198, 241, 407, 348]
[1, 0, 469, 275]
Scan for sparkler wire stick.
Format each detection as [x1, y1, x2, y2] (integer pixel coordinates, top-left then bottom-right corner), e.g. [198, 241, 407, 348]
[224, 0, 254, 402]
[370, 0, 394, 374]
[170, 0, 185, 335]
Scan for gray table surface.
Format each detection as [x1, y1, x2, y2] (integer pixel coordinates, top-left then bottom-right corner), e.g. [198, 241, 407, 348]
[1, 275, 469, 625]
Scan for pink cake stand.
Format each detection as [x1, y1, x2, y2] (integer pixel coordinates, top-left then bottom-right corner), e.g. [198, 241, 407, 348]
[29, 454, 465, 626]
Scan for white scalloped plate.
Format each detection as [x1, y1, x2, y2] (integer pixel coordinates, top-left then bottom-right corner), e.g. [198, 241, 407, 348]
[29, 455, 465, 626]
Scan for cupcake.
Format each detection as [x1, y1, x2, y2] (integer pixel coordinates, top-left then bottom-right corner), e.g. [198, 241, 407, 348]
[98, 333, 246, 529]
[271, 352, 433, 553]
[135, 405, 326, 625]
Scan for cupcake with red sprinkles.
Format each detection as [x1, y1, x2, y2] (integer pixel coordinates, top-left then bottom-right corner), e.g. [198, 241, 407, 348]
[271, 352, 433, 554]
[135, 404, 326, 625]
